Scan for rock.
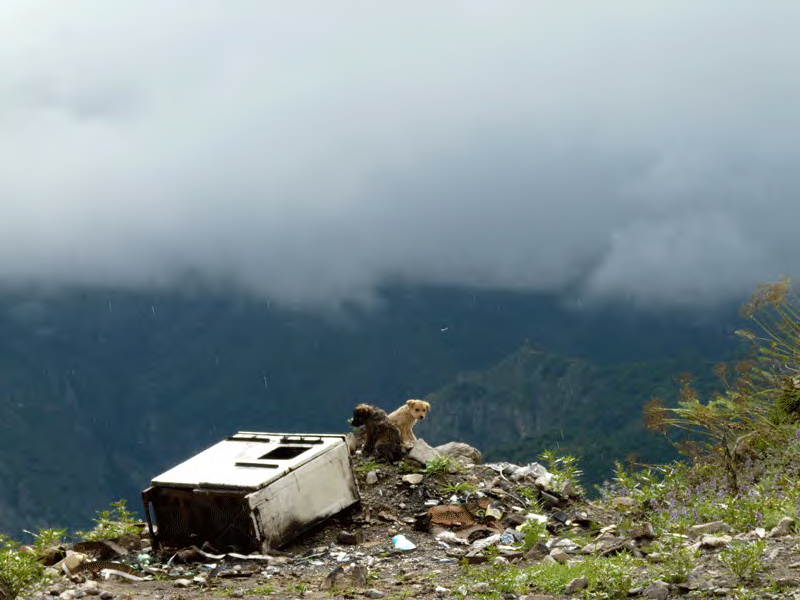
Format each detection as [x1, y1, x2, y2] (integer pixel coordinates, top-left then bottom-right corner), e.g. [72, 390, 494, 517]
[173, 579, 192, 588]
[99, 593, 113, 600]
[549, 548, 569, 564]
[80, 582, 99, 596]
[436, 530, 470, 546]
[644, 580, 670, 600]
[689, 521, 732, 537]
[558, 478, 577, 497]
[365, 470, 379, 485]
[550, 538, 580, 552]
[539, 491, 561, 509]
[773, 576, 799, 588]
[767, 516, 795, 538]
[698, 535, 732, 549]
[408, 439, 439, 465]
[469, 534, 501, 553]
[628, 523, 655, 540]
[611, 496, 637, 509]
[58, 592, 77, 600]
[320, 564, 368, 590]
[402, 473, 424, 485]
[364, 590, 385, 599]
[434, 442, 482, 465]
[230, 591, 245, 598]
[524, 542, 550, 561]
[469, 582, 491, 593]
[564, 577, 588, 594]
[434, 586, 449, 596]
[337, 530, 363, 545]
[581, 531, 621, 555]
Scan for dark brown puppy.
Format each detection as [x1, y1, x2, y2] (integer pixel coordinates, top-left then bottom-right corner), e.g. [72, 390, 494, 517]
[351, 403, 405, 463]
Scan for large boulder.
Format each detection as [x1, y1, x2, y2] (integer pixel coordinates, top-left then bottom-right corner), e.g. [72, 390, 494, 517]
[434, 442, 482, 466]
[408, 439, 440, 465]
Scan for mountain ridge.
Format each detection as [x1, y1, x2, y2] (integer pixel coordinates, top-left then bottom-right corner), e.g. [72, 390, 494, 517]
[0, 285, 738, 536]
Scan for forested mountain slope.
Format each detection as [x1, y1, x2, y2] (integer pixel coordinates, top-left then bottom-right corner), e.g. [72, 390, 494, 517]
[0, 285, 737, 535]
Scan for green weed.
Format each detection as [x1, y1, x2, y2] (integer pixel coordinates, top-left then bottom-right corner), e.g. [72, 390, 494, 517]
[719, 539, 766, 582]
[539, 449, 584, 496]
[425, 455, 461, 477]
[76, 499, 141, 541]
[0, 534, 50, 599]
[517, 516, 548, 551]
[27, 527, 68, 552]
[459, 553, 643, 599]
[650, 535, 700, 584]
[354, 459, 382, 474]
[439, 481, 476, 495]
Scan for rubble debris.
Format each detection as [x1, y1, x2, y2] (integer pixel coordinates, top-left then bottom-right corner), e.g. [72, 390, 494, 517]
[391, 534, 417, 551]
[427, 504, 479, 528]
[336, 530, 363, 545]
[142, 432, 360, 552]
[688, 520, 733, 537]
[56, 551, 88, 575]
[401, 473, 424, 485]
[320, 563, 368, 590]
[767, 516, 795, 538]
[46, 439, 787, 599]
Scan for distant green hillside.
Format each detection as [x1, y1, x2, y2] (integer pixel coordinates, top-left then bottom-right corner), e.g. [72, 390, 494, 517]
[0, 285, 738, 536]
[418, 345, 721, 492]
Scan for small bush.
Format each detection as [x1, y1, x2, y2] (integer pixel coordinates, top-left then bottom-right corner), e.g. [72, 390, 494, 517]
[651, 535, 700, 584]
[353, 459, 382, 474]
[76, 499, 140, 541]
[28, 527, 67, 552]
[459, 552, 643, 599]
[425, 455, 461, 477]
[719, 539, 766, 582]
[439, 481, 476, 495]
[517, 516, 548, 551]
[539, 449, 584, 496]
[0, 534, 50, 599]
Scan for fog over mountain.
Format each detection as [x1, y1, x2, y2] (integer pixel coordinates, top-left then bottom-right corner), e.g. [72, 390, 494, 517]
[1, 1, 799, 308]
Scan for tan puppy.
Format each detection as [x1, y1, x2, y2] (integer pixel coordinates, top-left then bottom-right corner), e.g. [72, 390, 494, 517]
[388, 399, 431, 449]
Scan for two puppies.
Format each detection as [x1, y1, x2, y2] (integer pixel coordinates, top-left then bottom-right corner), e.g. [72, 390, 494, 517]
[351, 399, 431, 462]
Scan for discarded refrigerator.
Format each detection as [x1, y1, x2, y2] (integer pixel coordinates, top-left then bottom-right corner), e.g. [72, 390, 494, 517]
[142, 432, 360, 552]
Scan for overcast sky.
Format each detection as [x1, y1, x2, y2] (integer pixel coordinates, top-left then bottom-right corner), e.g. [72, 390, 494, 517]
[1, 1, 798, 308]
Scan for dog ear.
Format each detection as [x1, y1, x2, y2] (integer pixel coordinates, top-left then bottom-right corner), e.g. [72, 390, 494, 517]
[406, 399, 415, 407]
[422, 401, 431, 410]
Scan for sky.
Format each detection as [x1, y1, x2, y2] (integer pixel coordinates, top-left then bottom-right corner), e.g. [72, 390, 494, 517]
[1, 1, 799, 309]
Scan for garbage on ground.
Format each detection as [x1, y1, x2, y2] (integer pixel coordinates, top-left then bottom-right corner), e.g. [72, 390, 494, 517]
[30, 436, 621, 600]
[391, 534, 417, 551]
[142, 432, 360, 552]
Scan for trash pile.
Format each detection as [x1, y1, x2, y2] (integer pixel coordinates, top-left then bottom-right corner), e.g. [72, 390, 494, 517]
[23, 435, 800, 599]
[30, 436, 669, 600]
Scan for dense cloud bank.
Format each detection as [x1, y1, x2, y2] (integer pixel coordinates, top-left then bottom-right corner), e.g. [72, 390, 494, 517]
[1, 1, 798, 308]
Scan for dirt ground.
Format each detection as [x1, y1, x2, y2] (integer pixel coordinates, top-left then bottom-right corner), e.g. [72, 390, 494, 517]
[32, 454, 590, 600]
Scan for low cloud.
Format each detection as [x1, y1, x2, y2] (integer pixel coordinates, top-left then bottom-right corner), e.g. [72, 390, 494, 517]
[1, 1, 799, 308]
